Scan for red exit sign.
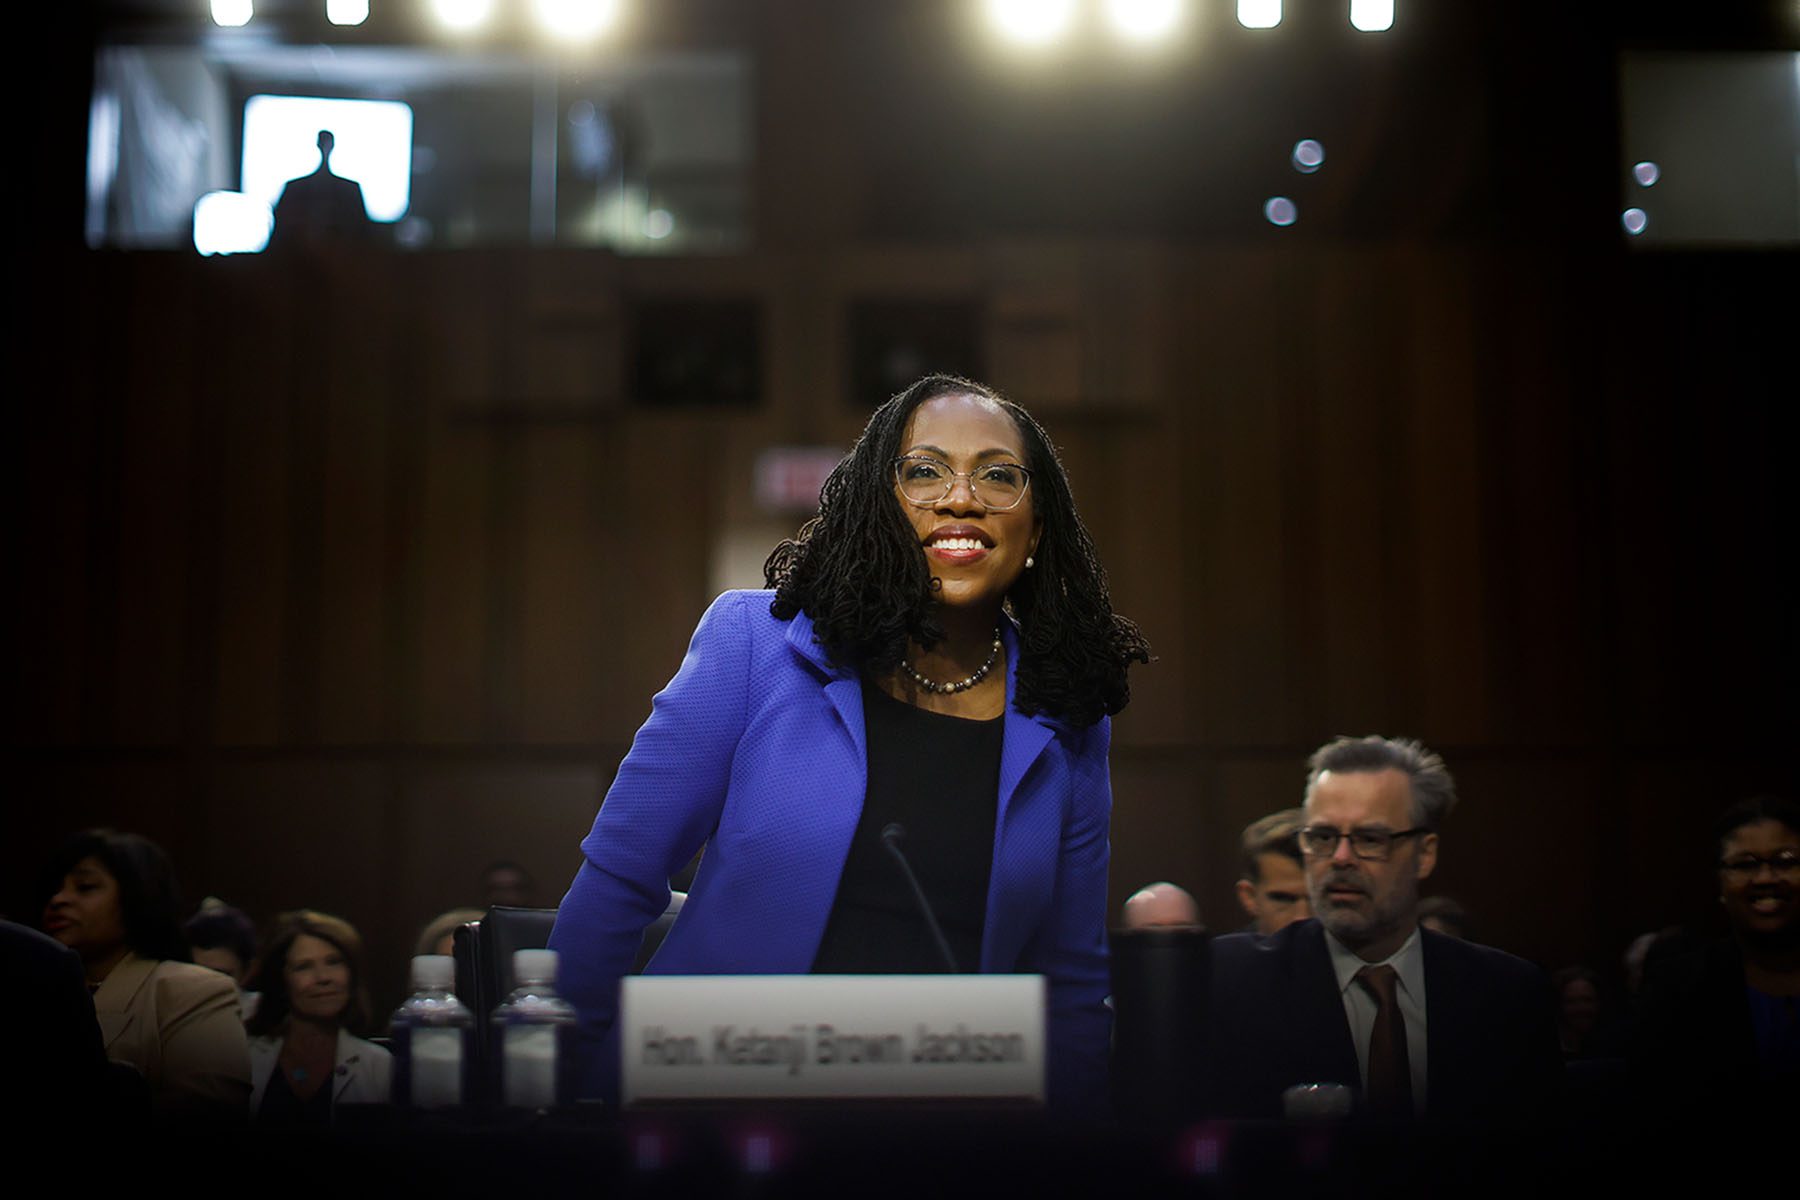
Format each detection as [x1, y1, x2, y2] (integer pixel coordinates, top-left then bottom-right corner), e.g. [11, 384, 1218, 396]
[754, 446, 846, 513]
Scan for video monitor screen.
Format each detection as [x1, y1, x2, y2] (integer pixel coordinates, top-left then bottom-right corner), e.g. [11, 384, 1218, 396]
[85, 38, 751, 256]
[1617, 51, 1800, 247]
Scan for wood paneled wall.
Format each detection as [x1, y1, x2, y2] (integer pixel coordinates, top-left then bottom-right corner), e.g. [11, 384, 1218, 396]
[14, 237, 1794, 1013]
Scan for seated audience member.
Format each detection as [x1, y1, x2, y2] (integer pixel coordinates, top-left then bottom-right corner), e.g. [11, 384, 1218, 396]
[39, 829, 251, 1120]
[1418, 895, 1470, 940]
[1551, 965, 1624, 1060]
[1630, 795, 1800, 1111]
[416, 907, 486, 958]
[1203, 736, 1560, 1120]
[245, 910, 390, 1124]
[1120, 882, 1203, 930]
[185, 900, 261, 1020]
[1625, 924, 1701, 1000]
[1622, 930, 1660, 997]
[483, 860, 538, 908]
[0, 918, 117, 1118]
[1235, 809, 1311, 936]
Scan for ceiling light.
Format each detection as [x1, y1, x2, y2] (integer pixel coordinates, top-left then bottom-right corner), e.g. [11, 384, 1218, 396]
[985, 0, 1079, 47]
[1104, 0, 1183, 44]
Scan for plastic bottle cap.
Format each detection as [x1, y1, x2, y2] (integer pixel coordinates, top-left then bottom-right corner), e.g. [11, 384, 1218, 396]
[513, 948, 558, 986]
[412, 954, 455, 990]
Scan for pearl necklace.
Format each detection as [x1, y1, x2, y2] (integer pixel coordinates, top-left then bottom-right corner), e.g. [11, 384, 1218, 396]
[902, 630, 1003, 695]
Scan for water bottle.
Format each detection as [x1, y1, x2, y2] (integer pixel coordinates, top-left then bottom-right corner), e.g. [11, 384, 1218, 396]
[391, 954, 474, 1110]
[492, 948, 577, 1110]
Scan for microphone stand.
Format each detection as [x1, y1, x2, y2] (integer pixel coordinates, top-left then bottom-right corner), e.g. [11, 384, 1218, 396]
[880, 823, 960, 974]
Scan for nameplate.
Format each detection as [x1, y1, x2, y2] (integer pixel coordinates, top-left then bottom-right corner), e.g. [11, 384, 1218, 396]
[619, 975, 1045, 1105]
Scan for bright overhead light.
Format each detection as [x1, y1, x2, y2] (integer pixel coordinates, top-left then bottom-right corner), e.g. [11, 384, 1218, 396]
[1103, 0, 1184, 44]
[327, 0, 370, 26]
[211, 0, 253, 28]
[431, 0, 494, 34]
[985, 0, 1079, 47]
[1350, 0, 1394, 33]
[534, 0, 624, 43]
[1237, 0, 1280, 29]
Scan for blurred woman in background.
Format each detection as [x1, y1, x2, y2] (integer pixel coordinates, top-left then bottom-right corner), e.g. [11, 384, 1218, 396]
[1551, 964, 1623, 1060]
[245, 910, 390, 1124]
[40, 829, 250, 1119]
[416, 906, 485, 958]
[1632, 795, 1800, 1111]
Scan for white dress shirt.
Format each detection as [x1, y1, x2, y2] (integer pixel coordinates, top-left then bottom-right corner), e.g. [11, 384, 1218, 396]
[1324, 925, 1429, 1116]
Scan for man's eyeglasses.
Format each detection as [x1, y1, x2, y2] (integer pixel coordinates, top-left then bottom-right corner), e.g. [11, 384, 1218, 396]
[1298, 826, 1430, 862]
[1718, 851, 1800, 881]
[892, 456, 1033, 511]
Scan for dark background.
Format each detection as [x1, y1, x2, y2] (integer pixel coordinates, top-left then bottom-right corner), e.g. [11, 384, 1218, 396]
[13, 1, 1797, 1015]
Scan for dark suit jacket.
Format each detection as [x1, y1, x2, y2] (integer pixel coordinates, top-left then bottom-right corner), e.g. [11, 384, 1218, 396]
[1629, 936, 1796, 1114]
[1202, 919, 1560, 1120]
[0, 920, 111, 1121]
[271, 167, 372, 249]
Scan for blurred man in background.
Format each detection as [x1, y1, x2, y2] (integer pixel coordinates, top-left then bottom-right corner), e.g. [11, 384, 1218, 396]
[1120, 881, 1202, 931]
[1235, 808, 1311, 936]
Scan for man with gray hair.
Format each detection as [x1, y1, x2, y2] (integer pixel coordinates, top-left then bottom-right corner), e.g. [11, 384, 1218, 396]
[1201, 735, 1560, 1120]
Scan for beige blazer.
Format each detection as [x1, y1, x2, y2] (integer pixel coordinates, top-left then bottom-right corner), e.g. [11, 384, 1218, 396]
[93, 953, 252, 1118]
[248, 1029, 392, 1113]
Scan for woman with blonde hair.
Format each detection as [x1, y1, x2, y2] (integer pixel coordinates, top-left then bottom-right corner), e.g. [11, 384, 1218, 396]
[245, 910, 390, 1124]
[416, 906, 486, 958]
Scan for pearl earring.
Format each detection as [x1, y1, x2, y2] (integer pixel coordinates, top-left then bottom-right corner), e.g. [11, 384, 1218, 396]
[1025, 556, 1035, 569]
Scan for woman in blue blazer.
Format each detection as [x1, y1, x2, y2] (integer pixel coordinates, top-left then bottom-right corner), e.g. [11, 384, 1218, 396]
[549, 374, 1149, 1113]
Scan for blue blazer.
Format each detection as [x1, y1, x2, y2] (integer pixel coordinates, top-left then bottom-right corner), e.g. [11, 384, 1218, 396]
[548, 589, 1114, 1111]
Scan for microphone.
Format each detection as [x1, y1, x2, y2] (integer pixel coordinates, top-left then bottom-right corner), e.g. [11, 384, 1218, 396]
[880, 823, 960, 974]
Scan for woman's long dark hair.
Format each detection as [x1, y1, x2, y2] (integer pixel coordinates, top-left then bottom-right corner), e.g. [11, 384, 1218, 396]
[39, 829, 190, 963]
[765, 374, 1149, 728]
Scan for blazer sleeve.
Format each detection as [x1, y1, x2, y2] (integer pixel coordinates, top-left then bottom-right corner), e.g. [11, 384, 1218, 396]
[153, 966, 252, 1120]
[1020, 716, 1114, 1116]
[548, 590, 754, 1096]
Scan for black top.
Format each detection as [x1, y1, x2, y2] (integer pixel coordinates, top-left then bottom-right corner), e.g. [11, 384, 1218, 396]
[1631, 936, 1800, 1112]
[258, 1060, 334, 1127]
[0, 920, 113, 1114]
[810, 680, 1003, 974]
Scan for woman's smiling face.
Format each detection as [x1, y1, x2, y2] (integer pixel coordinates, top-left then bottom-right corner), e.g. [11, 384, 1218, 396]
[1719, 818, 1799, 940]
[894, 393, 1039, 617]
[285, 933, 352, 1024]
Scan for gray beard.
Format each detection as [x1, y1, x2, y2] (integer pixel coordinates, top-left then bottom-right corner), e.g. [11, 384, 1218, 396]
[1319, 905, 1394, 952]
[1315, 870, 1417, 952]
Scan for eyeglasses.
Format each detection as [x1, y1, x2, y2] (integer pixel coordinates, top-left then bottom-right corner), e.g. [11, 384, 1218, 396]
[1298, 826, 1430, 861]
[1719, 851, 1800, 881]
[892, 456, 1033, 512]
